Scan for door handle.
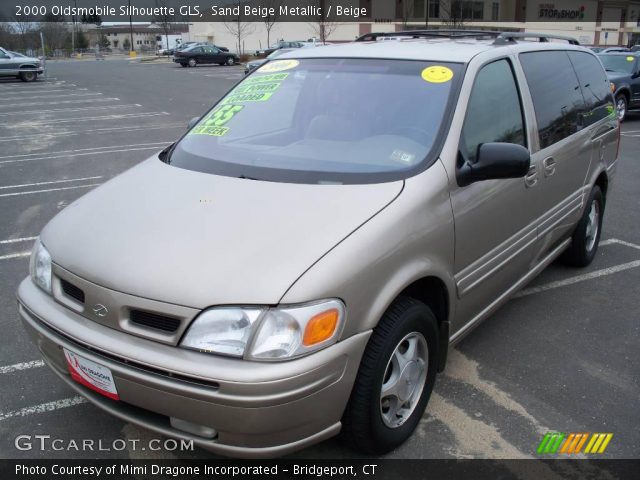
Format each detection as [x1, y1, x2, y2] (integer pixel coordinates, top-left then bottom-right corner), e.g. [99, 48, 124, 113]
[543, 157, 556, 177]
[525, 165, 538, 188]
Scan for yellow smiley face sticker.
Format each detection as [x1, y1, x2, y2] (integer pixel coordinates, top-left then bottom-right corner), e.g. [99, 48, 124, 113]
[421, 66, 454, 84]
[258, 59, 300, 73]
[627, 56, 635, 62]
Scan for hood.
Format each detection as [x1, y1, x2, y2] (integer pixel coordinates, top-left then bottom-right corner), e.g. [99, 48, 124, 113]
[606, 72, 630, 83]
[42, 158, 403, 308]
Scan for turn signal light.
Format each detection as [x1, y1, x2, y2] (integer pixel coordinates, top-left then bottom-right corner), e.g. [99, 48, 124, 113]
[303, 309, 339, 346]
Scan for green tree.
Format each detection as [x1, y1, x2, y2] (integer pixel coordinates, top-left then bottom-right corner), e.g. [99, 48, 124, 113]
[98, 34, 110, 49]
[76, 30, 88, 49]
[123, 37, 131, 51]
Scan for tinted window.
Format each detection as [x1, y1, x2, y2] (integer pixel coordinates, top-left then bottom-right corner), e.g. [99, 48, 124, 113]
[520, 51, 585, 149]
[460, 59, 526, 164]
[167, 59, 462, 184]
[569, 52, 615, 127]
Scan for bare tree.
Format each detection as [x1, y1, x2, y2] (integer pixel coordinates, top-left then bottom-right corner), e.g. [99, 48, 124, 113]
[13, 14, 36, 49]
[223, 0, 256, 55]
[40, 12, 70, 53]
[154, 0, 174, 51]
[439, 0, 468, 27]
[400, 0, 415, 28]
[262, 0, 282, 48]
[307, 0, 338, 43]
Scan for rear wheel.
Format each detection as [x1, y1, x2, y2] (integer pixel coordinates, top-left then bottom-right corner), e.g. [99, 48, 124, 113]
[342, 296, 439, 455]
[615, 94, 627, 122]
[226, 56, 235, 66]
[561, 185, 604, 267]
[187, 58, 197, 68]
[19, 71, 37, 82]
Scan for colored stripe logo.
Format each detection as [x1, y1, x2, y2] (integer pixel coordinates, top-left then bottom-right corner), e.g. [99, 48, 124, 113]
[537, 433, 613, 454]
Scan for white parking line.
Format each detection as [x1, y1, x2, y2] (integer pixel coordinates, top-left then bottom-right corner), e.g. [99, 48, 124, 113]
[0, 236, 37, 245]
[600, 238, 640, 250]
[0, 183, 101, 199]
[0, 93, 102, 101]
[0, 251, 30, 261]
[0, 88, 88, 96]
[514, 260, 640, 298]
[0, 98, 119, 108]
[0, 123, 180, 143]
[0, 142, 168, 160]
[0, 360, 45, 374]
[0, 396, 87, 422]
[20, 112, 169, 126]
[0, 142, 170, 164]
[0, 104, 142, 117]
[0, 176, 102, 191]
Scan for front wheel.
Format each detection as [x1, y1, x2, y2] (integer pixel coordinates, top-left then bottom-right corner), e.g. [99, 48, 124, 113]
[19, 71, 37, 82]
[615, 94, 627, 122]
[561, 185, 604, 267]
[342, 296, 439, 455]
[187, 58, 197, 68]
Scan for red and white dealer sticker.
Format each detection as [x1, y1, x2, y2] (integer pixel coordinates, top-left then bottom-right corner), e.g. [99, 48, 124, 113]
[64, 348, 120, 401]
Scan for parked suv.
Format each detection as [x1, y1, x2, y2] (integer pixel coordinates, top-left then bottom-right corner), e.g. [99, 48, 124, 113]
[18, 31, 619, 458]
[598, 51, 640, 121]
[0, 47, 43, 82]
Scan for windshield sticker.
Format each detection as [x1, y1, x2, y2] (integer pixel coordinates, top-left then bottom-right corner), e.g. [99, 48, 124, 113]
[190, 125, 229, 137]
[244, 72, 289, 84]
[421, 66, 454, 84]
[258, 59, 299, 73]
[190, 104, 244, 137]
[233, 82, 282, 95]
[222, 92, 274, 104]
[390, 150, 416, 164]
[627, 56, 635, 62]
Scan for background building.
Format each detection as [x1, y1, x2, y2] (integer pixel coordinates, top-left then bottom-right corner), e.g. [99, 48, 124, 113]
[189, 0, 640, 53]
[93, 23, 188, 53]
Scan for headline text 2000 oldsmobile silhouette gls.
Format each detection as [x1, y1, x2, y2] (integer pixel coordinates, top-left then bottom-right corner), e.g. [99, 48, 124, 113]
[17, 34, 618, 458]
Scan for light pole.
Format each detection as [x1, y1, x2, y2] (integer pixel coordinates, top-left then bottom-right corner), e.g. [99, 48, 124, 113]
[128, 0, 135, 56]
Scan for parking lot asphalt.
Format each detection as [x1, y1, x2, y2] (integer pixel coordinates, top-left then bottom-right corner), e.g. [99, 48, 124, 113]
[0, 58, 638, 463]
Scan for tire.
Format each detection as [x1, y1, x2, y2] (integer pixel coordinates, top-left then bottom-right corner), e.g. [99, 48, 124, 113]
[615, 94, 627, 122]
[19, 71, 37, 82]
[342, 296, 439, 455]
[226, 56, 235, 66]
[561, 185, 604, 267]
[187, 58, 197, 68]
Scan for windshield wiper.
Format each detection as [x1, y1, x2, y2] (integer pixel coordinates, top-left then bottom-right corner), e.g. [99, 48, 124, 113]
[238, 174, 262, 181]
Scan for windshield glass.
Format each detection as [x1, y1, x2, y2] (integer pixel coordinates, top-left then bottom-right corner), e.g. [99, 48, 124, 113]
[598, 54, 637, 74]
[167, 58, 461, 184]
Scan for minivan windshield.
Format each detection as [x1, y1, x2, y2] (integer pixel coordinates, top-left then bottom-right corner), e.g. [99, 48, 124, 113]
[167, 58, 461, 184]
[598, 54, 637, 74]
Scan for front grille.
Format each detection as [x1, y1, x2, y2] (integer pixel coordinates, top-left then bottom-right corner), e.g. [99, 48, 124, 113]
[130, 310, 181, 333]
[60, 278, 85, 304]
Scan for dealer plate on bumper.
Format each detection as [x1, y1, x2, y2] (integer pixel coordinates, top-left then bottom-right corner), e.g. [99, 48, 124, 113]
[63, 348, 120, 401]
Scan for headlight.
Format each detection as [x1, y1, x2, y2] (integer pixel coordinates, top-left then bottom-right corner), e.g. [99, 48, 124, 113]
[610, 82, 616, 93]
[29, 238, 51, 294]
[180, 299, 345, 361]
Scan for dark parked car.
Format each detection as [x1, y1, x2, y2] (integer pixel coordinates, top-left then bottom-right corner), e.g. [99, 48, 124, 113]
[0, 47, 43, 82]
[244, 48, 296, 74]
[598, 52, 640, 121]
[174, 45, 239, 67]
[256, 41, 303, 57]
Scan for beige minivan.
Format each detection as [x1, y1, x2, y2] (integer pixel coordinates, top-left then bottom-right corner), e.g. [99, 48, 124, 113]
[18, 31, 619, 457]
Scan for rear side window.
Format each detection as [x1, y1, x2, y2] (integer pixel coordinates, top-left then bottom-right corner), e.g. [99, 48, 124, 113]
[460, 59, 526, 164]
[520, 51, 585, 149]
[568, 51, 615, 127]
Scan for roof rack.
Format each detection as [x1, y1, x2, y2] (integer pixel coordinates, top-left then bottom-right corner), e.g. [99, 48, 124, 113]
[355, 29, 580, 46]
[355, 29, 503, 42]
[493, 32, 580, 45]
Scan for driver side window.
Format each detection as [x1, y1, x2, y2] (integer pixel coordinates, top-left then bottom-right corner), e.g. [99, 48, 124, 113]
[460, 59, 526, 164]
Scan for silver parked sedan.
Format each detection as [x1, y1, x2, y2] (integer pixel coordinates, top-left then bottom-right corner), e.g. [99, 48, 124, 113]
[18, 33, 618, 458]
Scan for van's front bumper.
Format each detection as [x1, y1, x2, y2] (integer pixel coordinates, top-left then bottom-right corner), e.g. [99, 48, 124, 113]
[17, 278, 370, 458]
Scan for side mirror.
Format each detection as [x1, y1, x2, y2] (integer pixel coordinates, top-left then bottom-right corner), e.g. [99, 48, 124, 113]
[187, 117, 200, 129]
[457, 143, 530, 187]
